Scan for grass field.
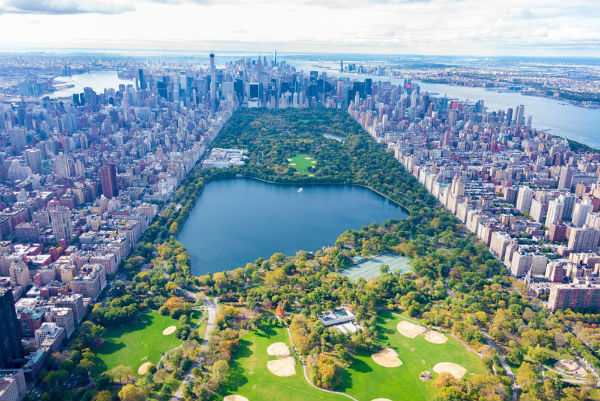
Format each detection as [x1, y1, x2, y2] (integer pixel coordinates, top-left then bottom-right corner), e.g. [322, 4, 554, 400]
[288, 154, 316, 173]
[224, 313, 485, 401]
[342, 253, 412, 281]
[95, 310, 200, 375]
[224, 323, 346, 401]
[336, 311, 487, 401]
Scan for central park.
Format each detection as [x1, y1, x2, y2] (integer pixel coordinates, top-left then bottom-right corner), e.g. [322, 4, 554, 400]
[47, 109, 600, 401]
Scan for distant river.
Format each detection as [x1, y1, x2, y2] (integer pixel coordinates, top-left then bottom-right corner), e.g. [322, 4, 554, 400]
[288, 60, 600, 149]
[177, 179, 407, 275]
[416, 81, 600, 149]
[49, 70, 134, 98]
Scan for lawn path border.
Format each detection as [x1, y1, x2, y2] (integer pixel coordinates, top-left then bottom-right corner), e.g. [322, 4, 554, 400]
[279, 318, 359, 401]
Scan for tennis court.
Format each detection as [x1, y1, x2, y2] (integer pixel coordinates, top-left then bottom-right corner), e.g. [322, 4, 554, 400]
[342, 253, 411, 281]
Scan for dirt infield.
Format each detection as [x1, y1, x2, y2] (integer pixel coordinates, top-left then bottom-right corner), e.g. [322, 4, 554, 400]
[267, 356, 296, 377]
[267, 342, 291, 357]
[424, 330, 448, 344]
[433, 362, 467, 379]
[224, 396, 249, 401]
[555, 359, 579, 371]
[397, 321, 426, 338]
[371, 348, 403, 368]
[162, 326, 176, 335]
[137, 362, 153, 375]
[555, 359, 587, 376]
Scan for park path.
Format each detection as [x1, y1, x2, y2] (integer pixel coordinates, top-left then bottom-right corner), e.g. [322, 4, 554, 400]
[279, 318, 358, 401]
[170, 292, 219, 401]
[157, 304, 207, 369]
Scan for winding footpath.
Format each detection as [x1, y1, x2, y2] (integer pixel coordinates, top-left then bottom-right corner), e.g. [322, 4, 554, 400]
[280, 319, 358, 401]
[170, 293, 219, 401]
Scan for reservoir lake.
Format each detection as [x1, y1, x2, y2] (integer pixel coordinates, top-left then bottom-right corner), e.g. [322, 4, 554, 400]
[177, 179, 408, 275]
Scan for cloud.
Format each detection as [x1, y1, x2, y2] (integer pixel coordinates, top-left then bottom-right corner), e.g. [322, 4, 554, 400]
[0, 0, 598, 56]
[1, 0, 134, 14]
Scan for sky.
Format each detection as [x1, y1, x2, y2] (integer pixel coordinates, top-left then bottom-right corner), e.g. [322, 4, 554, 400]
[0, 0, 598, 57]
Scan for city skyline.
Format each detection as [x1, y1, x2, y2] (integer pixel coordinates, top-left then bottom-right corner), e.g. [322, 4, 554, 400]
[0, 0, 598, 57]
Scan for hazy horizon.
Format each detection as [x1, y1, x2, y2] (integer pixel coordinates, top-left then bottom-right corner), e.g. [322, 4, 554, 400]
[0, 0, 598, 58]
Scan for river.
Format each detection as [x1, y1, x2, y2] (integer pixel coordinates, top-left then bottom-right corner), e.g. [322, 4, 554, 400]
[49, 70, 134, 98]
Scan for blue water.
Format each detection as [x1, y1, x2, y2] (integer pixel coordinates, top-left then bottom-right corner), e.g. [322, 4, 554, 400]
[177, 179, 407, 275]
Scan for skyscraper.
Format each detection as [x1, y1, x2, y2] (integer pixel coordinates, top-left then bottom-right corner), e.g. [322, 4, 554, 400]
[516, 186, 533, 213]
[50, 206, 73, 243]
[568, 227, 600, 253]
[572, 200, 593, 228]
[210, 53, 217, 110]
[558, 166, 574, 190]
[0, 288, 24, 369]
[24, 148, 42, 173]
[139, 69, 146, 90]
[9, 127, 26, 152]
[99, 164, 118, 198]
[545, 198, 565, 227]
[54, 153, 71, 179]
[514, 104, 525, 126]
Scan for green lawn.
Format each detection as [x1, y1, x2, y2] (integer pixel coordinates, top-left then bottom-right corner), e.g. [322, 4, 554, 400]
[223, 313, 485, 401]
[224, 322, 346, 401]
[95, 310, 184, 375]
[288, 154, 316, 173]
[337, 311, 487, 401]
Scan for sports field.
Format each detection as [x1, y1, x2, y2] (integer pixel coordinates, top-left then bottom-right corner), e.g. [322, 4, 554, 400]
[96, 310, 200, 375]
[336, 311, 487, 401]
[224, 322, 346, 401]
[342, 253, 411, 281]
[287, 154, 317, 173]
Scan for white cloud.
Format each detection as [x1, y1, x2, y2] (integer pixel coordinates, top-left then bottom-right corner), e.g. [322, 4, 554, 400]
[0, 0, 135, 14]
[0, 0, 598, 56]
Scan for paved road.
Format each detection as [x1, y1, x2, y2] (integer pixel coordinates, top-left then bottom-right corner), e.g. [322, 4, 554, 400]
[171, 294, 219, 401]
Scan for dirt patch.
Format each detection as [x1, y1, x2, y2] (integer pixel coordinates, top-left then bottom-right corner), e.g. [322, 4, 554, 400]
[162, 326, 176, 335]
[137, 362, 153, 375]
[397, 320, 426, 338]
[224, 396, 249, 401]
[267, 342, 290, 357]
[289, 163, 296, 166]
[555, 359, 586, 376]
[555, 359, 579, 372]
[267, 356, 296, 377]
[371, 348, 403, 368]
[424, 330, 448, 344]
[433, 362, 467, 379]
